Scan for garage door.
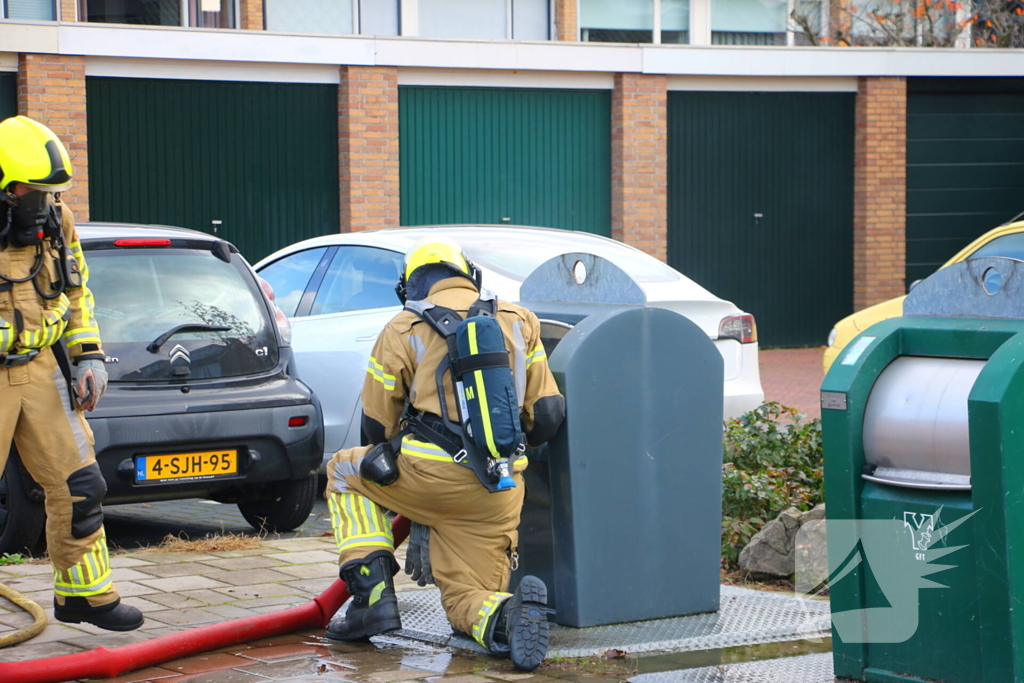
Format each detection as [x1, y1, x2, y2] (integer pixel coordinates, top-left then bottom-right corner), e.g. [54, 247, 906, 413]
[400, 87, 611, 235]
[87, 77, 339, 262]
[906, 78, 1024, 284]
[0, 73, 15, 120]
[668, 91, 855, 349]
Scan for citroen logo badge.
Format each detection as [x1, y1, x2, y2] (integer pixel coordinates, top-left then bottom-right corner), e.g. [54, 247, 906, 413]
[169, 344, 191, 364]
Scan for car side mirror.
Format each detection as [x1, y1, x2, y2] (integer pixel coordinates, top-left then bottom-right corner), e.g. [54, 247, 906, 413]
[907, 279, 922, 294]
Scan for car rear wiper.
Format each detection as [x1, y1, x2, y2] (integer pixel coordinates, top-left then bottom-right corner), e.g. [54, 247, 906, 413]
[147, 324, 232, 353]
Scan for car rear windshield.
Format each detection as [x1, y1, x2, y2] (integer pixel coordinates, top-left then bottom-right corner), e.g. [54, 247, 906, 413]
[85, 248, 279, 382]
[403, 229, 682, 283]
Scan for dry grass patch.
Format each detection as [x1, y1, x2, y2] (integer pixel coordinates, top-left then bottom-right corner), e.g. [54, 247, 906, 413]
[142, 531, 268, 554]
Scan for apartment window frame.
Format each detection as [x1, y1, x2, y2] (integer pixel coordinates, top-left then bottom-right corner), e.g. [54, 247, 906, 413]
[78, 0, 240, 28]
[2, 0, 57, 20]
[579, 0, 692, 45]
[405, 0, 552, 39]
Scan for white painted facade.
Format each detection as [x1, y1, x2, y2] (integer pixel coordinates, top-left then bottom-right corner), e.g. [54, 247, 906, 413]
[2, 18, 1024, 85]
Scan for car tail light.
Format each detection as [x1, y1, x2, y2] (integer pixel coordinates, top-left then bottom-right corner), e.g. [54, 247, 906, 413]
[288, 416, 308, 427]
[257, 276, 292, 346]
[114, 238, 172, 247]
[258, 277, 275, 302]
[719, 314, 757, 344]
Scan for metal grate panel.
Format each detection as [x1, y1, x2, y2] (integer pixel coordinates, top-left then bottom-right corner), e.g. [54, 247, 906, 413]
[393, 586, 830, 658]
[628, 653, 836, 682]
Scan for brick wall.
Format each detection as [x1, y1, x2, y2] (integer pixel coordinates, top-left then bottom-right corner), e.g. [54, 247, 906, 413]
[853, 76, 907, 310]
[60, 0, 77, 21]
[611, 73, 667, 262]
[17, 54, 90, 221]
[240, 0, 264, 30]
[554, 0, 578, 41]
[339, 66, 400, 232]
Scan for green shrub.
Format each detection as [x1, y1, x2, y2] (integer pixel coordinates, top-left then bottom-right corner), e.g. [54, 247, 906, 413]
[721, 402, 824, 568]
[0, 553, 27, 566]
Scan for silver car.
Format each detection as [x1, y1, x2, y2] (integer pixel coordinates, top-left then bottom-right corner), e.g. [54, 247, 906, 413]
[255, 226, 764, 463]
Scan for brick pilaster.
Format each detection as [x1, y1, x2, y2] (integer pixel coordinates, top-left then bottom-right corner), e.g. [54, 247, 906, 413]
[240, 0, 264, 30]
[611, 73, 668, 262]
[60, 0, 77, 21]
[853, 76, 906, 310]
[555, 0, 578, 41]
[339, 66, 400, 232]
[17, 54, 89, 222]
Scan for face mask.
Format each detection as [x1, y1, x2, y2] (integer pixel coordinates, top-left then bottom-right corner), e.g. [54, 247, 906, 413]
[2, 190, 59, 249]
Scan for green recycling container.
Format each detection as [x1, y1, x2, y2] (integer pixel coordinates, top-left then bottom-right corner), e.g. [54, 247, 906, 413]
[823, 257, 1024, 683]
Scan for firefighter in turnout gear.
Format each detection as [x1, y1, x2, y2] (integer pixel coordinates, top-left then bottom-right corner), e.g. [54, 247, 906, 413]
[0, 116, 142, 631]
[325, 236, 565, 671]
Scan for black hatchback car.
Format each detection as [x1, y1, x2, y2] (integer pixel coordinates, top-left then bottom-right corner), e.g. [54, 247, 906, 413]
[0, 224, 324, 555]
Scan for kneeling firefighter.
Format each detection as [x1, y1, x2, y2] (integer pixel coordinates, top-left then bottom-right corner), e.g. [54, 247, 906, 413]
[0, 116, 142, 631]
[325, 236, 565, 671]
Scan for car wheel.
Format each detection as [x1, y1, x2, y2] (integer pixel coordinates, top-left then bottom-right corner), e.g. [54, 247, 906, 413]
[237, 474, 317, 533]
[0, 450, 46, 557]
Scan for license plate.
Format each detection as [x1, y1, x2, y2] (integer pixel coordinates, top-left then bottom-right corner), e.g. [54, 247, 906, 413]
[135, 449, 238, 484]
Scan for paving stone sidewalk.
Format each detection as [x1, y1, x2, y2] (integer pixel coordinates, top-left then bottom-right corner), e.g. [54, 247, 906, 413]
[0, 536, 523, 683]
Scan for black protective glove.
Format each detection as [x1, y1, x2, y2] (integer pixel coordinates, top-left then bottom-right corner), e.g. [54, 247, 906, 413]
[404, 521, 434, 586]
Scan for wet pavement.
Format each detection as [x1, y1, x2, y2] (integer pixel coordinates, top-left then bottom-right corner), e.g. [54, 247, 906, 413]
[0, 527, 835, 682]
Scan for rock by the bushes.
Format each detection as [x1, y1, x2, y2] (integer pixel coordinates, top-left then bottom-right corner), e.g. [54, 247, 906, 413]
[738, 508, 802, 578]
[799, 504, 825, 525]
[795, 517, 829, 595]
[739, 504, 828, 581]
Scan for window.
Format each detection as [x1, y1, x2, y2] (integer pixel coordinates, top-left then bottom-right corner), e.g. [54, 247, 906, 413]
[189, 0, 234, 27]
[970, 234, 1024, 262]
[86, 248, 279, 381]
[418, 0, 549, 40]
[580, 0, 688, 44]
[661, 0, 689, 43]
[580, 0, 654, 43]
[310, 247, 403, 316]
[264, 0, 399, 35]
[4, 0, 56, 19]
[711, 0, 788, 45]
[258, 247, 329, 317]
[81, 0, 235, 27]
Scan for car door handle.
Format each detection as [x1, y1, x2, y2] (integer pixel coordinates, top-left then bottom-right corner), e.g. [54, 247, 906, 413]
[357, 334, 379, 342]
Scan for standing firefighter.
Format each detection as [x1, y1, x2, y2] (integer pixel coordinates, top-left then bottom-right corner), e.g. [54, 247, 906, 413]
[0, 116, 142, 631]
[325, 236, 565, 671]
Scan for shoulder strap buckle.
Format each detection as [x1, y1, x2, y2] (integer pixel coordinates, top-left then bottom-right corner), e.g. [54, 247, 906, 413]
[453, 449, 468, 463]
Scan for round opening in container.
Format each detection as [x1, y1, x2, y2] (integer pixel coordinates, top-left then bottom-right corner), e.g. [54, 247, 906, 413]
[983, 267, 1002, 296]
[572, 260, 587, 285]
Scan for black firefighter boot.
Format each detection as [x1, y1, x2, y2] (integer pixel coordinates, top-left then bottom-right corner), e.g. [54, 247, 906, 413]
[485, 575, 550, 671]
[327, 549, 402, 641]
[54, 596, 144, 632]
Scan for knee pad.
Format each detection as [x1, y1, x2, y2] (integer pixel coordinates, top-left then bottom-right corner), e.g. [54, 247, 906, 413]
[67, 463, 107, 539]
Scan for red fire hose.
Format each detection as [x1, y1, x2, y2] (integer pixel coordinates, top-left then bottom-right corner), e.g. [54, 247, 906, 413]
[0, 515, 411, 683]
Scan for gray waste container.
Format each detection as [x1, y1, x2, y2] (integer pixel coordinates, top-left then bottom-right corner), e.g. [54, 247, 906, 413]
[512, 253, 723, 628]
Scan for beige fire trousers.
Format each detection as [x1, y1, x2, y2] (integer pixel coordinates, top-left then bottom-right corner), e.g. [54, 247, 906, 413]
[0, 346, 119, 608]
[326, 435, 525, 647]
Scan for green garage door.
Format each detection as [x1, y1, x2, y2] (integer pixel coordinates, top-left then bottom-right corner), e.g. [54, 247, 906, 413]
[87, 77, 339, 262]
[907, 78, 1024, 283]
[0, 74, 15, 120]
[668, 91, 855, 349]
[400, 87, 611, 235]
